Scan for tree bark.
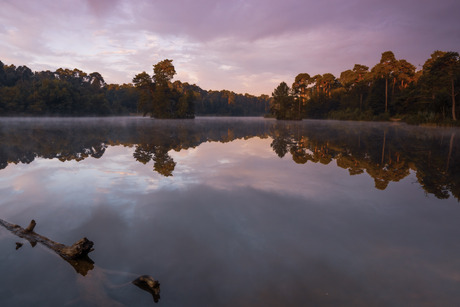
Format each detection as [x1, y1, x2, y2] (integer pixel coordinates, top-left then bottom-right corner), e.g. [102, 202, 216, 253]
[392, 77, 396, 99]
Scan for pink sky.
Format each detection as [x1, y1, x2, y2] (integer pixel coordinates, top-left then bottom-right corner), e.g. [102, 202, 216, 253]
[1, 0, 459, 95]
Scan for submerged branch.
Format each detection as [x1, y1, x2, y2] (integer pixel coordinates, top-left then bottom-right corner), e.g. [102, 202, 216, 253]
[132, 275, 161, 303]
[0, 218, 95, 276]
[0, 218, 161, 302]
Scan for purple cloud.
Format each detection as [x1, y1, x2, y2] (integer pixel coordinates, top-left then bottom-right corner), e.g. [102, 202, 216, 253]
[0, 0, 459, 95]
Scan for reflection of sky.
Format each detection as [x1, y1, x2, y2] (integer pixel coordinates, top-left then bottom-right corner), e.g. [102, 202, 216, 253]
[1, 137, 362, 207]
[1, 136, 460, 306]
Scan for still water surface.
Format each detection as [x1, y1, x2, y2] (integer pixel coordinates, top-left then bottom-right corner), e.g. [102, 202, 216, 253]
[0, 117, 459, 306]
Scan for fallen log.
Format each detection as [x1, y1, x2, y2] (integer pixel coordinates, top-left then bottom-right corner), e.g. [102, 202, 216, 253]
[0, 218, 95, 276]
[1, 218, 161, 301]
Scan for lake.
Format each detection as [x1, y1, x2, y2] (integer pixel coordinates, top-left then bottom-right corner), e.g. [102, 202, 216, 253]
[0, 117, 459, 306]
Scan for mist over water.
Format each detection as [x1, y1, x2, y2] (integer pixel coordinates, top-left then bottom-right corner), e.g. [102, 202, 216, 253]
[0, 117, 460, 306]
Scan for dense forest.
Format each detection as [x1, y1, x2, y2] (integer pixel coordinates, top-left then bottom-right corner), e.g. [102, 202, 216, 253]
[2, 50, 459, 123]
[0, 60, 270, 117]
[271, 50, 460, 125]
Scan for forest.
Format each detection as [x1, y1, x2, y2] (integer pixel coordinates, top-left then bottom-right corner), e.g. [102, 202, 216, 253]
[0, 59, 270, 117]
[271, 50, 460, 125]
[1, 50, 459, 124]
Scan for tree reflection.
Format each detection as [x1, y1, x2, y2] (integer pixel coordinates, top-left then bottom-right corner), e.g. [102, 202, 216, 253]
[270, 126, 291, 158]
[0, 118, 459, 200]
[267, 121, 458, 198]
[134, 144, 176, 177]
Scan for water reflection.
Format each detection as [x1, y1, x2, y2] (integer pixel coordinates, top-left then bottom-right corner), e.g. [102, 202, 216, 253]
[268, 122, 457, 195]
[0, 117, 459, 200]
[1, 118, 460, 306]
[0, 216, 162, 304]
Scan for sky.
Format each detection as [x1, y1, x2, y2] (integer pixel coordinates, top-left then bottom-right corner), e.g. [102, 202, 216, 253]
[1, 0, 459, 96]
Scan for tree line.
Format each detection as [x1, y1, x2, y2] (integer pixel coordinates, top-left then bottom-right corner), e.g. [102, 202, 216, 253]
[0, 59, 269, 117]
[132, 59, 270, 118]
[0, 62, 139, 116]
[271, 50, 460, 124]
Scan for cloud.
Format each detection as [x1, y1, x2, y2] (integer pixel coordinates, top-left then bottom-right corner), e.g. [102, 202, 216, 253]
[0, 0, 459, 95]
[84, 0, 122, 17]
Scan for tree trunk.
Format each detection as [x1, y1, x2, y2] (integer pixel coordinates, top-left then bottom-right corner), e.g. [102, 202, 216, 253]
[452, 78, 457, 121]
[392, 77, 396, 99]
[298, 99, 301, 118]
[385, 78, 388, 113]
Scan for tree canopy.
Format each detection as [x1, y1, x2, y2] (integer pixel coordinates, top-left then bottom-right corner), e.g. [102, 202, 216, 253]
[2, 49, 459, 123]
[132, 59, 194, 119]
[0, 59, 269, 117]
[270, 50, 460, 125]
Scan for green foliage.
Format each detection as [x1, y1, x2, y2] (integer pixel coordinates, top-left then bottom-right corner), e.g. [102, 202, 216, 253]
[105, 84, 139, 115]
[0, 58, 269, 118]
[3, 48, 459, 122]
[194, 89, 269, 116]
[133, 60, 195, 119]
[0, 63, 138, 116]
[328, 108, 374, 121]
[271, 82, 299, 120]
[153, 59, 176, 86]
[404, 111, 440, 125]
[273, 49, 459, 125]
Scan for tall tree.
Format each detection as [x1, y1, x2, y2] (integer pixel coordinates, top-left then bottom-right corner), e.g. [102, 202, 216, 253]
[153, 60, 176, 85]
[371, 51, 397, 113]
[152, 59, 176, 118]
[292, 73, 311, 113]
[417, 51, 447, 115]
[429, 52, 460, 120]
[339, 64, 369, 110]
[132, 71, 154, 116]
[133, 59, 195, 119]
[339, 69, 355, 92]
[271, 82, 297, 120]
[353, 64, 370, 110]
[320, 73, 336, 97]
[0, 61, 6, 86]
[394, 60, 416, 90]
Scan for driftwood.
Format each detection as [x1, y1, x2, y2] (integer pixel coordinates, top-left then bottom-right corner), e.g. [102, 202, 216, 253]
[0, 218, 95, 276]
[132, 275, 161, 303]
[1, 218, 161, 302]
